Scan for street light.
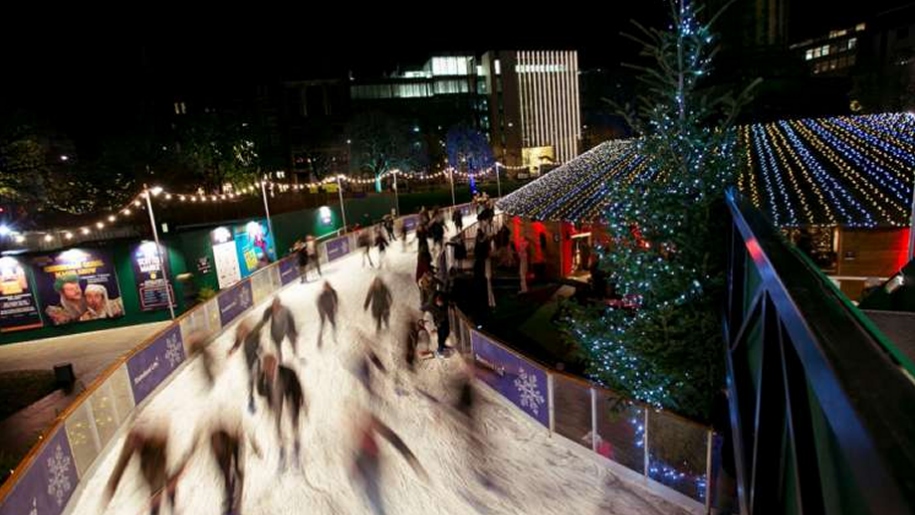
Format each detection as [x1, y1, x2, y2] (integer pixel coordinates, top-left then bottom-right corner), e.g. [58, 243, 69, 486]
[143, 185, 176, 320]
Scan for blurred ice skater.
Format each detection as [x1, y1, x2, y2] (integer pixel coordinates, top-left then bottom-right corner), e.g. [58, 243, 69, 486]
[104, 419, 194, 515]
[350, 409, 428, 515]
[198, 412, 262, 515]
[263, 297, 299, 362]
[363, 277, 393, 333]
[228, 316, 267, 413]
[316, 281, 339, 349]
[257, 353, 307, 471]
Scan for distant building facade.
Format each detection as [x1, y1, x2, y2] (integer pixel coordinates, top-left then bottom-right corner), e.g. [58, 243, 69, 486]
[480, 50, 581, 169]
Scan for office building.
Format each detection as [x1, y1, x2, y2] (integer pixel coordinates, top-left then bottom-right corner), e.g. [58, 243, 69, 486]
[480, 50, 581, 168]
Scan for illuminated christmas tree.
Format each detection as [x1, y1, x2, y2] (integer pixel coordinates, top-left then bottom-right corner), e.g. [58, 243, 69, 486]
[564, 0, 758, 420]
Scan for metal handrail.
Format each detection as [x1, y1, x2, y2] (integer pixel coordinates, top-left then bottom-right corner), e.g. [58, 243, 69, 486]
[725, 188, 915, 513]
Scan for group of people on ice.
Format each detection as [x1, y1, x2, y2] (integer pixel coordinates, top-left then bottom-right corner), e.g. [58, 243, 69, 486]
[103, 203, 504, 514]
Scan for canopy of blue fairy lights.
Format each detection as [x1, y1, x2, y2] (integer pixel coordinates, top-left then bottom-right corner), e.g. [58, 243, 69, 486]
[497, 112, 915, 228]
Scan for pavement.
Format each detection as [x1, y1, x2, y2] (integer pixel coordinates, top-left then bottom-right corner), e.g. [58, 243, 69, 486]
[0, 322, 169, 473]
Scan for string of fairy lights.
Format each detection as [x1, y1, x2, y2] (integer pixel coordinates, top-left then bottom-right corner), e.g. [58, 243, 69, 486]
[495, 140, 638, 222]
[0, 162, 541, 246]
[737, 113, 915, 228]
[497, 113, 915, 229]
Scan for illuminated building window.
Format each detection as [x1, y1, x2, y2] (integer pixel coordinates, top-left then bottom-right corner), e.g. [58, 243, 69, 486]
[848, 37, 856, 49]
[806, 49, 814, 60]
[856, 23, 866, 31]
[433, 79, 469, 95]
[495, 60, 501, 75]
[432, 56, 471, 76]
[821, 45, 830, 56]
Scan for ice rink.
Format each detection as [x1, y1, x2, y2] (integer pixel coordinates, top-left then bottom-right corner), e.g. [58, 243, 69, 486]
[66, 220, 696, 515]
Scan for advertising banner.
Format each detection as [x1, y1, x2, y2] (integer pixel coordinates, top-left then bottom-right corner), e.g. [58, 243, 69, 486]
[131, 241, 174, 311]
[0, 256, 43, 332]
[210, 226, 241, 289]
[216, 279, 253, 327]
[0, 428, 77, 515]
[126, 325, 185, 405]
[233, 219, 276, 278]
[324, 236, 351, 262]
[31, 249, 124, 326]
[402, 215, 419, 232]
[471, 330, 549, 427]
[278, 257, 300, 286]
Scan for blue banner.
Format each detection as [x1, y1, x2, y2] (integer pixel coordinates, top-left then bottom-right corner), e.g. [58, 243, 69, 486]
[471, 330, 549, 427]
[278, 257, 300, 286]
[324, 236, 351, 262]
[0, 429, 77, 515]
[217, 279, 253, 327]
[126, 325, 185, 405]
[402, 215, 419, 232]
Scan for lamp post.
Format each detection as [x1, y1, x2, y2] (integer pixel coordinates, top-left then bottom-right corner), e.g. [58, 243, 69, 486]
[495, 162, 502, 198]
[337, 174, 348, 231]
[144, 185, 175, 320]
[392, 169, 400, 216]
[908, 177, 915, 261]
[259, 176, 275, 248]
[449, 166, 456, 207]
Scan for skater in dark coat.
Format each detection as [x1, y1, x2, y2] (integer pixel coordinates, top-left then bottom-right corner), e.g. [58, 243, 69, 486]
[452, 208, 464, 232]
[263, 297, 298, 361]
[383, 215, 396, 241]
[374, 228, 389, 269]
[429, 220, 445, 252]
[316, 281, 339, 348]
[363, 277, 393, 333]
[406, 318, 431, 373]
[397, 218, 408, 249]
[429, 293, 451, 357]
[415, 224, 429, 254]
[228, 317, 267, 413]
[296, 243, 309, 283]
[105, 421, 194, 515]
[258, 354, 307, 470]
[202, 415, 262, 515]
[415, 246, 433, 283]
[358, 230, 374, 268]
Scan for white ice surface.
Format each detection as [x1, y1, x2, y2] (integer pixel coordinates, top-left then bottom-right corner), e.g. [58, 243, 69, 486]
[67, 219, 697, 515]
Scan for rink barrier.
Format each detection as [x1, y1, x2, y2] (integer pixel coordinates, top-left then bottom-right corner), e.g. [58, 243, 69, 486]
[0, 203, 473, 515]
[447, 217, 730, 512]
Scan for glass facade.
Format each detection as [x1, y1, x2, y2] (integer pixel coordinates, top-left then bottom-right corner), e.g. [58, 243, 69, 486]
[351, 83, 433, 99]
[431, 56, 472, 76]
[433, 79, 471, 95]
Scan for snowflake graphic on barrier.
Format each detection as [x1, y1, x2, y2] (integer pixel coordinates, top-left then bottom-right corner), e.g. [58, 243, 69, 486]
[513, 367, 545, 416]
[46, 443, 72, 506]
[165, 334, 183, 368]
[239, 287, 252, 309]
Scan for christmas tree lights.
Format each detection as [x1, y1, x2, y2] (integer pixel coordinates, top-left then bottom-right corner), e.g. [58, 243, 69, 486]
[501, 114, 915, 229]
[560, 0, 758, 420]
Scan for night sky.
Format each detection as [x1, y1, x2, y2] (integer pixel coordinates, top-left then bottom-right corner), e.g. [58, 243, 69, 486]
[0, 0, 910, 139]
